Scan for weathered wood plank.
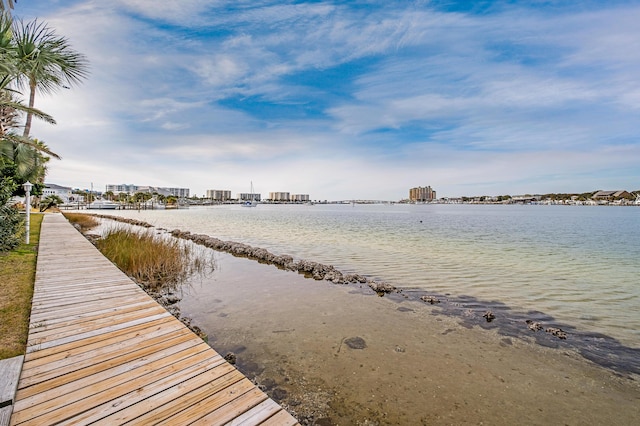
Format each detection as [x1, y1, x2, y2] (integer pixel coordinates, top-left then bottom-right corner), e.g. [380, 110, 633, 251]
[189, 387, 268, 425]
[30, 288, 144, 311]
[27, 294, 150, 323]
[11, 350, 224, 425]
[42, 355, 241, 425]
[0, 406, 12, 426]
[19, 327, 193, 383]
[26, 311, 172, 353]
[0, 356, 23, 408]
[154, 379, 258, 426]
[259, 409, 301, 426]
[90, 363, 242, 425]
[14, 341, 214, 414]
[27, 299, 156, 332]
[23, 314, 183, 369]
[19, 330, 200, 392]
[27, 304, 167, 342]
[23, 316, 177, 363]
[31, 282, 140, 301]
[222, 398, 283, 426]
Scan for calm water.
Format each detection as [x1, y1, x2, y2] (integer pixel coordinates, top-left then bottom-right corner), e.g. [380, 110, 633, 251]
[102, 203, 640, 348]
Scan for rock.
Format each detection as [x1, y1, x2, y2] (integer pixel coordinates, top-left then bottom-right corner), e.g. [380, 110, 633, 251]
[420, 295, 440, 304]
[166, 306, 180, 317]
[344, 336, 367, 349]
[260, 377, 277, 391]
[164, 293, 181, 304]
[483, 311, 496, 322]
[368, 281, 396, 295]
[545, 327, 567, 339]
[272, 388, 288, 401]
[525, 320, 543, 331]
[224, 352, 237, 364]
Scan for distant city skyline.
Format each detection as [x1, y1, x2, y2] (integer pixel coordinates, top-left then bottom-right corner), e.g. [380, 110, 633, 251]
[18, 1, 640, 199]
[48, 180, 638, 203]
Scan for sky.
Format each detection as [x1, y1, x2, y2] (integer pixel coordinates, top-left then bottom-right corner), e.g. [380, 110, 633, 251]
[13, 0, 640, 200]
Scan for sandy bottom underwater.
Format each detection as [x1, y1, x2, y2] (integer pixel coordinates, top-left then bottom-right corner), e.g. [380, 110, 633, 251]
[178, 251, 640, 425]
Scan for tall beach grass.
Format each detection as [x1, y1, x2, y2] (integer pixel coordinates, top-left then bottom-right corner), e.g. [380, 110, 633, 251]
[63, 212, 100, 232]
[96, 226, 211, 291]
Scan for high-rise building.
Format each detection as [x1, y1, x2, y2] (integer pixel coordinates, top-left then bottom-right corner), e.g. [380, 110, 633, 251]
[105, 184, 138, 194]
[105, 184, 189, 198]
[237, 192, 261, 201]
[290, 194, 310, 202]
[269, 192, 290, 201]
[206, 189, 231, 201]
[409, 186, 436, 202]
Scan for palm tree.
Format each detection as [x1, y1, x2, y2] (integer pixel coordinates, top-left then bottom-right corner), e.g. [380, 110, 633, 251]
[1, 12, 58, 157]
[13, 17, 89, 137]
[0, 1, 15, 13]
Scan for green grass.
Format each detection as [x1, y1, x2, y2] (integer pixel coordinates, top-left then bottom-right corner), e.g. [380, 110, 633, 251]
[0, 214, 43, 360]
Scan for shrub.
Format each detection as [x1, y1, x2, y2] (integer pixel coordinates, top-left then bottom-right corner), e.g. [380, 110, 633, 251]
[0, 177, 23, 252]
[40, 194, 63, 212]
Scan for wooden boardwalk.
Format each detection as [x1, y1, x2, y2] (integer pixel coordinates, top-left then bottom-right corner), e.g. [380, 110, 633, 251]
[10, 214, 298, 425]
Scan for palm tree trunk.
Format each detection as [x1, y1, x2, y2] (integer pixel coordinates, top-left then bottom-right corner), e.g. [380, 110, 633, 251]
[23, 79, 36, 137]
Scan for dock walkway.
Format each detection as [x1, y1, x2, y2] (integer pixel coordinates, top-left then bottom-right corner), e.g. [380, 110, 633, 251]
[10, 214, 298, 425]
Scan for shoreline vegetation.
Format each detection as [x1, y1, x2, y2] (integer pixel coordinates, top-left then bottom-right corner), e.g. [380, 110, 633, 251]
[0, 213, 42, 360]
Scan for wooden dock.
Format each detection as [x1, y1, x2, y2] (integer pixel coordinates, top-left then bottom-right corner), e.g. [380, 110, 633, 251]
[10, 214, 298, 425]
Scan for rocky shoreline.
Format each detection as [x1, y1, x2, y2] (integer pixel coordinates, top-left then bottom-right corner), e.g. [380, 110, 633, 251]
[169, 229, 399, 295]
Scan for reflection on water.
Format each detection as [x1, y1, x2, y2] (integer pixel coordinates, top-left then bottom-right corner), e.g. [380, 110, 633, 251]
[106, 204, 640, 348]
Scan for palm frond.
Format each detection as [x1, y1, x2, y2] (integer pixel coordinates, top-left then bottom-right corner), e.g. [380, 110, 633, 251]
[0, 92, 56, 126]
[12, 17, 90, 95]
[1, 133, 61, 159]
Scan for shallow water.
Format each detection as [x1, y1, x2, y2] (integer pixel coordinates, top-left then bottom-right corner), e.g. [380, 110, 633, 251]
[102, 203, 640, 348]
[176, 251, 640, 425]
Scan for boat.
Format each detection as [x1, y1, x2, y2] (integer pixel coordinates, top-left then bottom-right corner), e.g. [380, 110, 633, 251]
[87, 199, 120, 209]
[242, 182, 258, 207]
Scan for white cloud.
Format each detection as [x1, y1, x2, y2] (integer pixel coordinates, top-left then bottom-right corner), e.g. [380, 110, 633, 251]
[194, 55, 249, 87]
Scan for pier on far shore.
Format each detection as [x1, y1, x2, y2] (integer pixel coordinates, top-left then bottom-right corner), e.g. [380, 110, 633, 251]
[7, 213, 298, 425]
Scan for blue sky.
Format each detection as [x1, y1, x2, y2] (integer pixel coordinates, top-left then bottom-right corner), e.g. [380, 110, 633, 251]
[15, 0, 640, 199]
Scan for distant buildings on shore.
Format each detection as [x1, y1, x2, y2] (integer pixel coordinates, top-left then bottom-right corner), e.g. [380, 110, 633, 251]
[105, 184, 189, 198]
[41, 182, 637, 206]
[409, 186, 436, 202]
[42, 183, 74, 203]
[237, 192, 261, 202]
[206, 190, 231, 201]
[439, 189, 639, 206]
[204, 189, 310, 203]
[268, 192, 310, 202]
